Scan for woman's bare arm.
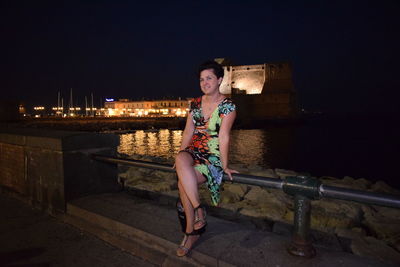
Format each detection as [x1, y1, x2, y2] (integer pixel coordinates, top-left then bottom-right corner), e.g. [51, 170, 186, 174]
[218, 110, 238, 180]
[179, 112, 195, 150]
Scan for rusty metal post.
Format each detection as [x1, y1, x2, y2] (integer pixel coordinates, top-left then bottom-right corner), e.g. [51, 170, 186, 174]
[283, 175, 320, 258]
[287, 194, 315, 257]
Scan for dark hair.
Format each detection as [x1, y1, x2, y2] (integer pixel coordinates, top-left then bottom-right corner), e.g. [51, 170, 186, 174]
[198, 60, 224, 79]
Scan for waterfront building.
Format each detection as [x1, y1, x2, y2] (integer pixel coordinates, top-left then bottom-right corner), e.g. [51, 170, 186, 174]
[215, 58, 297, 120]
[104, 98, 190, 117]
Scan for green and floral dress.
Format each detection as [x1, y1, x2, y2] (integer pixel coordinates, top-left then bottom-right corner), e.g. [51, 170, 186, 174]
[181, 97, 236, 206]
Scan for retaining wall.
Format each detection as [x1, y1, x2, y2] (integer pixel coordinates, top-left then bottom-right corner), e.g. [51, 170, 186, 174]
[0, 127, 120, 213]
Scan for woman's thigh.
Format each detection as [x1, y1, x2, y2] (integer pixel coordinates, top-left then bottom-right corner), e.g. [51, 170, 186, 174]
[194, 169, 206, 185]
[175, 151, 194, 169]
[176, 152, 206, 184]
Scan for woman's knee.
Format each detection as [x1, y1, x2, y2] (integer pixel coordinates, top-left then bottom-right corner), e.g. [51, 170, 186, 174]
[175, 152, 193, 169]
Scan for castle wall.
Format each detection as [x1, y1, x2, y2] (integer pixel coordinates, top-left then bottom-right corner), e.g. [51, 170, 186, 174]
[219, 61, 297, 120]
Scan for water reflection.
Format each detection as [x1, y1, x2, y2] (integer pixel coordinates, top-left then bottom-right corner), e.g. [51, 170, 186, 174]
[230, 130, 266, 167]
[118, 122, 400, 188]
[118, 129, 294, 170]
[118, 130, 183, 159]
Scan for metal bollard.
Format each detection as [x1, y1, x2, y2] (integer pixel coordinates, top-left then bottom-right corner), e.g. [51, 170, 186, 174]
[287, 194, 315, 257]
[283, 175, 321, 258]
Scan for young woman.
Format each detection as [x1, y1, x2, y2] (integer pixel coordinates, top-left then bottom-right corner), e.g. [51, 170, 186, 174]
[175, 60, 237, 257]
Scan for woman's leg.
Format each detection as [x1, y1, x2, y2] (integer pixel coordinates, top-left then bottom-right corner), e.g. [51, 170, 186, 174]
[178, 170, 206, 233]
[175, 152, 202, 209]
[176, 152, 206, 255]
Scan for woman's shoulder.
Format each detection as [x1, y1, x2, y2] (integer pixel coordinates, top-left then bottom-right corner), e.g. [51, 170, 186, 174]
[190, 96, 202, 110]
[221, 97, 236, 108]
[221, 97, 234, 105]
[219, 97, 236, 116]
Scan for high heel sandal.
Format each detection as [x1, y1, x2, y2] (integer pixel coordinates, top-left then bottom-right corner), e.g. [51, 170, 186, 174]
[176, 199, 206, 235]
[176, 231, 200, 257]
[193, 204, 207, 231]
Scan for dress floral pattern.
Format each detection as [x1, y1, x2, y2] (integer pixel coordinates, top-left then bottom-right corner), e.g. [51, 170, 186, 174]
[181, 97, 236, 206]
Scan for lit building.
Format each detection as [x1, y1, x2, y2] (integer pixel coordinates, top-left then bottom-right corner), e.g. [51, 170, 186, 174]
[215, 58, 297, 120]
[104, 98, 190, 117]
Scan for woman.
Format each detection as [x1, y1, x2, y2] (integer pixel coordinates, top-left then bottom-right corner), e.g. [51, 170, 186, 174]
[175, 60, 238, 257]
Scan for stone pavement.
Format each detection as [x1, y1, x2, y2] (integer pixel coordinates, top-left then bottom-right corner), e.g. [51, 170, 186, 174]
[0, 193, 154, 267]
[0, 191, 396, 267]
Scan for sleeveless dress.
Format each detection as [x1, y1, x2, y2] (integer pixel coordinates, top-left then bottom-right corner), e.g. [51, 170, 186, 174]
[181, 96, 236, 206]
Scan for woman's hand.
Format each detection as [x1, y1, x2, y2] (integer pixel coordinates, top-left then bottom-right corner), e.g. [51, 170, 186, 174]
[224, 167, 239, 181]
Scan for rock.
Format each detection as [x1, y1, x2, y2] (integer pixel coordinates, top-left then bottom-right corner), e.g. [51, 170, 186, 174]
[275, 169, 297, 179]
[220, 189, 242, 204]
[351, 236, 400, 266]
[361, 205, 400, 241]
[218, 201, 242, 213]
[335, 227, 366, 240]
[320, 176, 372, 190]
[243, 186, 265, 203]
[311, 199, 363, 231]
[241, 187, 289, 222]
[283, 208, 357, 233]
[370, 181, 400, 195]
[118, 155, 400, 257]
[132, 179, 176, 192]
[222, 183, 249, 199]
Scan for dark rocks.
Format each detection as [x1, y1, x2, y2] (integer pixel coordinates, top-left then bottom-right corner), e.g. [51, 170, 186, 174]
[120, 155, 400, 262]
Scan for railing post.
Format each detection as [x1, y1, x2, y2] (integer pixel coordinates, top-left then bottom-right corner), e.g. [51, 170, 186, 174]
[90, 155, 400, 258]
[283, 175, 321, 258]
[287, 194, 315, 257]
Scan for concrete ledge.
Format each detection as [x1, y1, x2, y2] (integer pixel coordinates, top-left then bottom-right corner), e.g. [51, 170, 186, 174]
[64, 203, 229, 266]
[0, 127, 119, 151]
[63, 192, 391, 267]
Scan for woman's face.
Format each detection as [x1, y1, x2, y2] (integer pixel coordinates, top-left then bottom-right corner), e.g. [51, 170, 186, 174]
[200, 69, 222, 95]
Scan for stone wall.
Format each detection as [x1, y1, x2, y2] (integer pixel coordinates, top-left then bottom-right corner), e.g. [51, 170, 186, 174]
[218, 62, 297, 120]
[119, 154, 400, 263]
[0, 127, 121, 213]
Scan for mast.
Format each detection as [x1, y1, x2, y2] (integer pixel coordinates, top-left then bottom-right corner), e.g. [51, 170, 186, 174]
[85, 96, 88, 116]
[91, 92, 94, 117]
[69, 88, 73, 116]
[57, 91, 60, 116]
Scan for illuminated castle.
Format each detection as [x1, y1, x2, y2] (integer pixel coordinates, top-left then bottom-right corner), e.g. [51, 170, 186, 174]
[215, 58, 297, 120]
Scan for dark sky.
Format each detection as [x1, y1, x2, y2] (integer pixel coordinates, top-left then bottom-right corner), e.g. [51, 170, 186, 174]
[1, 1, 399, 113]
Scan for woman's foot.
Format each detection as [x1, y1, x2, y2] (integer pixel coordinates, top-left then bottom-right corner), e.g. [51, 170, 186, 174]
[193, 205, 207, 231]
[176, 233, 200, 257]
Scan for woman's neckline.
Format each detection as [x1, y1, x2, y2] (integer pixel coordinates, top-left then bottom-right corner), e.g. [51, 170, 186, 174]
[200, 95, 227, 121]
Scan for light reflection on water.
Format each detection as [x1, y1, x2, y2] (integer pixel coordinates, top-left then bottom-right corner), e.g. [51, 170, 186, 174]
[117, 121, 400, 189]
[118, 129, 184, 158]
[118, 129, 275, 168]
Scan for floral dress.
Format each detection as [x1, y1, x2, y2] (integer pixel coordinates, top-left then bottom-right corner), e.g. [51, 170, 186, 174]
[181, 97, 236, 206]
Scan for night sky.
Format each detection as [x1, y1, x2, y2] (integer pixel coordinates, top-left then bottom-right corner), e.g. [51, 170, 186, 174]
[1, 1, 399, 113]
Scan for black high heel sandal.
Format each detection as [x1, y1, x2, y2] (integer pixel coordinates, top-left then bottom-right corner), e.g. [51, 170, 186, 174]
[176, 200, 206, 235]
[193, 204, 207, 231]
[176, 231, 201, 257]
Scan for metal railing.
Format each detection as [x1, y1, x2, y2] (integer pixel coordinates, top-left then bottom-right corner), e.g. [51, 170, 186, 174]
[92, 154, 400, 258]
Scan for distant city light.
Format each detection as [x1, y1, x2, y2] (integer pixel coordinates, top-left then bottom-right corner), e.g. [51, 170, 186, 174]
[29, 98, 190, 118]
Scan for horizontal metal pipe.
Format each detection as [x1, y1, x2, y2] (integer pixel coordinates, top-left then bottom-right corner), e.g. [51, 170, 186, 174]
[92, 154, 175, 172]
[223, 174, 283, 190]
[93, 154, 400, 209]
[92, 154, 283, 189]
[320, 184, 400, 209]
